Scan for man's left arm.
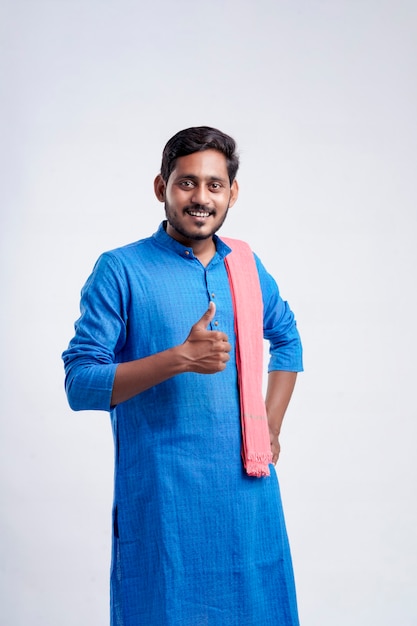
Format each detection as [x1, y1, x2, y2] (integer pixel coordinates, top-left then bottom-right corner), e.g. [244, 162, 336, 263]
[253, 254, 303, 463]
[265, 371, 298, 464]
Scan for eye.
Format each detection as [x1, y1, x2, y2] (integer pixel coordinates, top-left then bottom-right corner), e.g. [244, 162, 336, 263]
[210, 182, 222, 191]
[179, 180, 195, 188]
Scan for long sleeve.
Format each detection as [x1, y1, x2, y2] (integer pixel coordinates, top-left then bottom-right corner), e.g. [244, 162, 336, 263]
[254, 254, 303, 373]
[62, 253, 128, 411]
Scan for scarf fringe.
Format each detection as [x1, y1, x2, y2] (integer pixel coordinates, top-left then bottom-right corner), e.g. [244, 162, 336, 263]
[244, 456, 272, 478]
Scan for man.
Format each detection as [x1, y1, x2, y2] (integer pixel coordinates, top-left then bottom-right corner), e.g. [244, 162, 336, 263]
[63, 126, 303, 625]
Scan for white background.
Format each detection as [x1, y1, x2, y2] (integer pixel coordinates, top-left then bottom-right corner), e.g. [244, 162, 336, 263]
[2, 1, 416, 624]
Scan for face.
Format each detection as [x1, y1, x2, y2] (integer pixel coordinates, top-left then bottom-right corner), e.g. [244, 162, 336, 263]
[154, 149, 238, 247]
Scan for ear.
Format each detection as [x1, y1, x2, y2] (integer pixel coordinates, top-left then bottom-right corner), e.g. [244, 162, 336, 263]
[228, 179, 239, 208]
[154, 174, 166, 202]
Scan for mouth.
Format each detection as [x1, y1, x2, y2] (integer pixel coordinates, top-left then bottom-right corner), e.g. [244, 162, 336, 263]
[185, 207, 213, 219]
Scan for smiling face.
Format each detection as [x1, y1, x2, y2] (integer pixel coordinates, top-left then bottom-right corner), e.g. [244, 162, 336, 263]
[154, 149, 239, 249]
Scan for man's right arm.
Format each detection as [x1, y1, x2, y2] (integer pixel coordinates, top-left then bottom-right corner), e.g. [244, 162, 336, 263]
[110, 302, 230, 405]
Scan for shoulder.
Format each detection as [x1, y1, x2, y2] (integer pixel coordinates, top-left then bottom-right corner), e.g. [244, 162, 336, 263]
[97, 234, 155, 268]
[105, 234, 153, 259]
[219, 236, 255, 263]
[219, 236, 251, 251]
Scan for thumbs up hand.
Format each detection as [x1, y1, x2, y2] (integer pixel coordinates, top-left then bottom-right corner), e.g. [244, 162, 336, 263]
[110, 301, 232, 405]
[182, 301, 231, 374]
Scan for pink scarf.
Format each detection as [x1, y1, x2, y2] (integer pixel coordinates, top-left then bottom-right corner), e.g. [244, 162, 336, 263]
[222, 238, 273, 477]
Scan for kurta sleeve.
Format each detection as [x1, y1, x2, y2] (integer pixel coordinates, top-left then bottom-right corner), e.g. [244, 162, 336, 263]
[254, 254, 303, 373]
[62, 252, 129, 412]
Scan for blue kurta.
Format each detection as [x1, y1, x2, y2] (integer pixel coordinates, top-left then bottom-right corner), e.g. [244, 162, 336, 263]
[63, 222, 303, 626]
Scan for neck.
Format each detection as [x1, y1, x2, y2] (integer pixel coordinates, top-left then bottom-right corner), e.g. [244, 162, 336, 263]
[192, 239, 216, 266]
[165, 222, 217, 266]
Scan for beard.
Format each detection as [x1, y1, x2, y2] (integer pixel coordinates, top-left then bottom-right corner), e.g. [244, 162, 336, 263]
[164, 202, 229, 241]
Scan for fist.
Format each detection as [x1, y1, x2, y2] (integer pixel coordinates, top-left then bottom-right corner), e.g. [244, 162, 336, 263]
[183, 302, 231, 374]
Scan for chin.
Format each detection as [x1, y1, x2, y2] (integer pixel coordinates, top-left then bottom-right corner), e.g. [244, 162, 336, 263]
[170, 223, 216, 242]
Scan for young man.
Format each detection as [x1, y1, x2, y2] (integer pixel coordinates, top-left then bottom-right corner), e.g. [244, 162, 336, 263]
[63, 126, 303, 625]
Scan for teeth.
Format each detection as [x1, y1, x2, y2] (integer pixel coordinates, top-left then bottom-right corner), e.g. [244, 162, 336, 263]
[189, 211, 210, 217]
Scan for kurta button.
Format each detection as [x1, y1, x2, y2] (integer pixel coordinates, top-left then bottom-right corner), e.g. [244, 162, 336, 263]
[211, 293, 215, 298]
[185, 250, 190, 256]
[214, 321, 219, 326]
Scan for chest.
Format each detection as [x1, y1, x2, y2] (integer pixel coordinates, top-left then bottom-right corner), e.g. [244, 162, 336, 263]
[121, 255, 236, 355]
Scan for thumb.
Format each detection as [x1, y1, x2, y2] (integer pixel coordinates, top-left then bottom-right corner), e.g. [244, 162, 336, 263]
[194, 301, 216, 329]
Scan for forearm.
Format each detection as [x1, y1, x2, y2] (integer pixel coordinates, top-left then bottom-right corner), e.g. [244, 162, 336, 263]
[111, 346, 188, 406]
[265, 370, 298, 436]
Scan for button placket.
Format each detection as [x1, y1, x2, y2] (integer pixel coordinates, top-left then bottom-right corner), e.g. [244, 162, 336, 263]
[206, 270, 221, 330]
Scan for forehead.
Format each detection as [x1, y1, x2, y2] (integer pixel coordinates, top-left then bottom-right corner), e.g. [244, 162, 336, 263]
[170, 149, 229, 181]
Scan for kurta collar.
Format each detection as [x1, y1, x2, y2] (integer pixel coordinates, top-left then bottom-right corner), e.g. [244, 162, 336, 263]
[152, 221, 232, 263]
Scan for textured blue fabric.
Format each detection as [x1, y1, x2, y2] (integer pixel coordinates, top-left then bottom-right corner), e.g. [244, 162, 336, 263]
[63, 222, 303, 626]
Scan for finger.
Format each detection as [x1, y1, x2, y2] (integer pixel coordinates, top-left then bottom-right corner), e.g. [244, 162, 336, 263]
[214, 338, 231, 354]
[194, 301, 216, 330]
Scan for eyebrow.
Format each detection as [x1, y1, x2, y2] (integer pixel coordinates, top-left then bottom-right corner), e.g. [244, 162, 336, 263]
[174, 173, 228, 183]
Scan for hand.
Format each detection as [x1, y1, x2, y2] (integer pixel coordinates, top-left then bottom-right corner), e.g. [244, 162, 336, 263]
[182, 302, 231, 374]
[269, 429, 281, 464]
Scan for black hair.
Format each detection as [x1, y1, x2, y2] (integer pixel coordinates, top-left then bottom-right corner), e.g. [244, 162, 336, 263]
[160, 126, 239, 184]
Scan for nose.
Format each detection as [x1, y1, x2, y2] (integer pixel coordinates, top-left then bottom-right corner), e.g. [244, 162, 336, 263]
[191, 184, 210, 206]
